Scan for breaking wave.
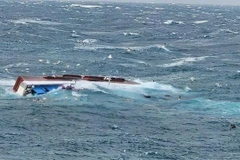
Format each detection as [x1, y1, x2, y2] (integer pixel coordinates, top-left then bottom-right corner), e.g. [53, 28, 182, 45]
[70, 4, 102, 8]
[10, 18, 62, 25]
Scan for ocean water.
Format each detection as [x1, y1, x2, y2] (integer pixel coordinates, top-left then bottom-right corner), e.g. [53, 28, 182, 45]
[0, 1, 240, 159]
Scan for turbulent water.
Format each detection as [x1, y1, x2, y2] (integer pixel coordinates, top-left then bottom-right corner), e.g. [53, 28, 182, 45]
[1, 1, 240, 159]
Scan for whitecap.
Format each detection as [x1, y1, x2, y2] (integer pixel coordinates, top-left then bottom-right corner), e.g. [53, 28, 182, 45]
[155, 7, 164, 10]
[123, 32, 139, 36]
[71, 30, 79, 38]
[10, 18, 62, 25]
[190, 77, 195, 82]
[70, 4, 102, 8]
[215, 83, 222, 88]
[80, 39, 97, 45]
[158, 56, 210, 68]
[219, 29, 238, 34]
[53, 60, 61, 65]
[164, 20, 184, 25]
[193, 20, 208, 24]
[184, 86, 192, 92]
[4, 68, 9, 73]
[156, 44, 171, 52]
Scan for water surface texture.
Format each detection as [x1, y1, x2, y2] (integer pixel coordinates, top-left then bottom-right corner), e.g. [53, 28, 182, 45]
[0, 1, 240, 159]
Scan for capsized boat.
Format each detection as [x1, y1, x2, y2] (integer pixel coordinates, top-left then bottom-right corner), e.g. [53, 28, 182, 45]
[13, 74, 139, 96]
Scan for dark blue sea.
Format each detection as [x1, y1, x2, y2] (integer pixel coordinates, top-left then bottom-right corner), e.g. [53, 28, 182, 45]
[1, 1, 240, 159]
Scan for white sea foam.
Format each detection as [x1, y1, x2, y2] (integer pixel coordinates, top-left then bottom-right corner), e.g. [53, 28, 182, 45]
[135, 80, 182, 94]
[78, 39, 98, 45]
[156, 44, 171, 52]
[155, 7, 164, 10]
[74, 81, 107, 93]
[158, 56, 209, 68]
[10, 18, 62, 25]
[82, 39, 97, 44]
[74, 80, 145, 99]
[70, 4, 102, 8]
[184, 86, 192, 92]
[81, 31, 112, 35]
[123, 32, 140, 36]
[164, 20, 184, 25]
[193, 20, 208, 24]
[71, 91, 83, 97]
[210, 29, 239, 36]
[219, 29, 239, 34]
[73, 78, 183, 99]
[71, 30, 79, 38]
[74, 43, 171, 52]
[0, 79, 15, 86]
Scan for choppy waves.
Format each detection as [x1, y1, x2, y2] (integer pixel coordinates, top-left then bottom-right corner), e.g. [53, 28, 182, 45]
[1, 1, 240, 159]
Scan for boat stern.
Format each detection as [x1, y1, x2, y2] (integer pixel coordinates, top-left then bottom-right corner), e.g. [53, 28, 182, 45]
[13, 76, 32, 96]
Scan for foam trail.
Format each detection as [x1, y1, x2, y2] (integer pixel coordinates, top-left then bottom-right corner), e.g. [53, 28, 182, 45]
[157, 56, 210, 67]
